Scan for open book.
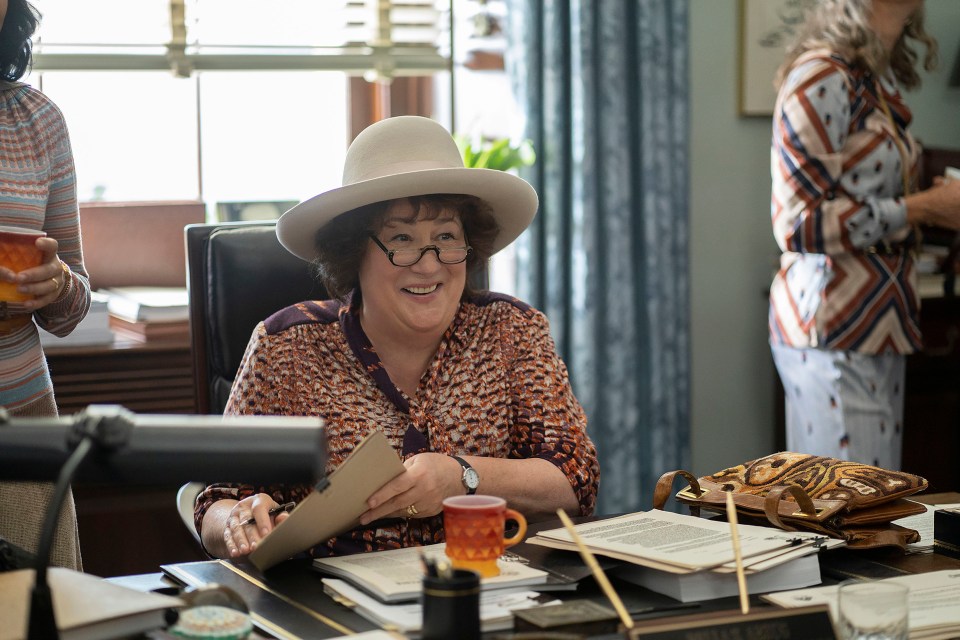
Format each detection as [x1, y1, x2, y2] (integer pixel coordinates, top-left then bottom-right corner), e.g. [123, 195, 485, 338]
[249, 430, 406, 571]
[313, 542, 551, 603]
[0, 567, 183, 640]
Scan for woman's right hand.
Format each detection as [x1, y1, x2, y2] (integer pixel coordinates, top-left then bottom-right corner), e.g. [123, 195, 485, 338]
[906, 179, 960, 230]
[219, 494, 290, 558]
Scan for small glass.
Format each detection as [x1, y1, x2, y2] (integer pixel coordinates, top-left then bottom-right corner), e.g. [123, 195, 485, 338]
[0, 227, 45, 302]
[837, 581, 908, 640]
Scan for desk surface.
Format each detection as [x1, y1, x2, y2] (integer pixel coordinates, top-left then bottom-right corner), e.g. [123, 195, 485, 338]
[147, 498, 960, 640]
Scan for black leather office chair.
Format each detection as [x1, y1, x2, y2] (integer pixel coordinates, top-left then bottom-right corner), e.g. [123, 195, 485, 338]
[185, 222, 327, 414]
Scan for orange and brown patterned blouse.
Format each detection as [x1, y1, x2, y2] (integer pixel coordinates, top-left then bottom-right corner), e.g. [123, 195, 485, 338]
[195, 290, 600, 558]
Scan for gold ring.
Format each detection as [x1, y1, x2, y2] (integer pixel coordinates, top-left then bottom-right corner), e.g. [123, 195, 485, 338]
[51, 277, 59, 291]
[406, 504, 419, 517]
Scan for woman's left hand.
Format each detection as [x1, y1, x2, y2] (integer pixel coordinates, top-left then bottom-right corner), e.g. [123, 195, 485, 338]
[12, 237, 67, 311]
[359, 452, 462, 525]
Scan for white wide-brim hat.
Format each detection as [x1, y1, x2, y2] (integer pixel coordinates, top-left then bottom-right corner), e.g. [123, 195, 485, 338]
[276, 116, 539, 262]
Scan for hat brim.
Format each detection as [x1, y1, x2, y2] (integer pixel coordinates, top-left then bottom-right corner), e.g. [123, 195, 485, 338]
[276, 167, 538, 262]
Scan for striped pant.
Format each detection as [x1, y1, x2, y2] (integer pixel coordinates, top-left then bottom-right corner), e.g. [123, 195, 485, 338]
[771, 344, 904, 470]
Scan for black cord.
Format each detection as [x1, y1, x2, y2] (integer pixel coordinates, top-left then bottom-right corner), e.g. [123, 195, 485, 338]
[27, 434, 93, 640]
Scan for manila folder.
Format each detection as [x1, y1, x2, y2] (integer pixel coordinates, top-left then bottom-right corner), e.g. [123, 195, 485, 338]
[249, 430, 405, 571]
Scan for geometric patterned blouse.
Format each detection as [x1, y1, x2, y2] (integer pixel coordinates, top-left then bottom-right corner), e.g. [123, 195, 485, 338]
[195, 291, 600, 558]
[769, 50, 922, 354]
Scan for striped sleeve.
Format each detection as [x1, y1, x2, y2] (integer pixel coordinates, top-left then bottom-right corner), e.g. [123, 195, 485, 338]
[771, 56, 908, 256]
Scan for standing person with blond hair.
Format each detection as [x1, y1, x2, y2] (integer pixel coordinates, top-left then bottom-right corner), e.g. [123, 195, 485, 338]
[0, 0, 91, 569]
[769, 0, 960, 470]
[769, 0, 960, 471]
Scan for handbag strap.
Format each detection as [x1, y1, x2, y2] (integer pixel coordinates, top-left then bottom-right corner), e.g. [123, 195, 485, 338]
[763, 484, 819, 531]
[653, 470, 702, 510]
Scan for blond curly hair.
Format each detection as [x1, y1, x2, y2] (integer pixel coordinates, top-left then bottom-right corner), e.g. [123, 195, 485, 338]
[775, 0, 938, 90]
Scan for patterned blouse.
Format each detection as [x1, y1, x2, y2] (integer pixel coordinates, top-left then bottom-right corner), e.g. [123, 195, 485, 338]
[195, 291, 600, 557]
[769, 50, 921, 354]
[0, 82, 91, 412]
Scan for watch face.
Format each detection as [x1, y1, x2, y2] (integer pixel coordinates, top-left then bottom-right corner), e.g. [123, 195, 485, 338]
[463, 467, 480, 489]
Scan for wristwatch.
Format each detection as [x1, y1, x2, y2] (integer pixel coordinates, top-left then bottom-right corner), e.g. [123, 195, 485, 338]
[452, 456, 479, 495]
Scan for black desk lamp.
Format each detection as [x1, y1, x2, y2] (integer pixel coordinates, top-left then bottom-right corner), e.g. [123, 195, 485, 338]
[0, 404, 327, 640]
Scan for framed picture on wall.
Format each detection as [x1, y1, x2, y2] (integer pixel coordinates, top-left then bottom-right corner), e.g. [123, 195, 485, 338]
[739, 0, 808, 117]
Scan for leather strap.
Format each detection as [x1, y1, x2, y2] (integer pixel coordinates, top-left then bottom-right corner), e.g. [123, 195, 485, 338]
[653, 470, 701, 510]
[763, 484, 818, 531]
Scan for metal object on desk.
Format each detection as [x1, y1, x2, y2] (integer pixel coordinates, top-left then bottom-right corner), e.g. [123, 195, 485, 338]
[512, 599, 619, 636]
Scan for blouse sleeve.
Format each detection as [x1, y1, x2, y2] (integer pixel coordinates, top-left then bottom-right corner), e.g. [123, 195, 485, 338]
[33, 96, 91, 336]
[771, 57, 908, 256]
[195, 322, 313, 537]
[508, 307, 600, 516]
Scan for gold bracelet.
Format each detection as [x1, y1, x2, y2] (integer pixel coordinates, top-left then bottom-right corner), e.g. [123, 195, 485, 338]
[55, 260, 73, 302]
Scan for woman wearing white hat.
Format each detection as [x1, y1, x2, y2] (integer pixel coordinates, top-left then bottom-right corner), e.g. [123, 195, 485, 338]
[196, 116, 600, 560]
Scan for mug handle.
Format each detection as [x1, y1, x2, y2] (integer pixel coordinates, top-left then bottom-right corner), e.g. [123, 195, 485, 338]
[502, 509, 528, 548]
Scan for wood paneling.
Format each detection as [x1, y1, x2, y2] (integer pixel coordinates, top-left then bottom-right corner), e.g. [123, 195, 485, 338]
[46, 340, 205, 576]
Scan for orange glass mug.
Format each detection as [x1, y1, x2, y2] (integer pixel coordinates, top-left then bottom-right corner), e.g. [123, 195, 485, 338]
[442, 495, 527, 578]
[0, 227, 45, 302]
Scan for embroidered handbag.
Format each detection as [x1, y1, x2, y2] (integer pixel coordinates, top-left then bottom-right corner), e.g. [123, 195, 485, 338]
[652, 452, 929, 550]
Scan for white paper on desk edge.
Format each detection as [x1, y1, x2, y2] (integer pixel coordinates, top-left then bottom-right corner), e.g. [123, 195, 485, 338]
[762, 569, 960, 632]
[249, 430, 405, 571]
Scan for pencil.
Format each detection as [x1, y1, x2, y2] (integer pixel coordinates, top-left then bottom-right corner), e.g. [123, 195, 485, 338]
[242, 501, 296, 526]
[725, 491, 749, 614]
[556, 509, 634, 630]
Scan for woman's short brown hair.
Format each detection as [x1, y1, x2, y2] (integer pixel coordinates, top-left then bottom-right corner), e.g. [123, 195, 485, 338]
[313, 194, 499, 300]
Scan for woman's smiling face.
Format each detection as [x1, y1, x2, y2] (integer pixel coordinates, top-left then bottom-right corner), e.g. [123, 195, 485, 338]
[359, 198, 467, 340]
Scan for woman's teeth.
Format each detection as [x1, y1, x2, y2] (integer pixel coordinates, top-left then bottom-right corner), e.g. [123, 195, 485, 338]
[406, 284, 438, 295]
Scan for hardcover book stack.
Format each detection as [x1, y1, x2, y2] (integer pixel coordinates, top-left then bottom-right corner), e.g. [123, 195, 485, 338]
[102, 286, 189, 343]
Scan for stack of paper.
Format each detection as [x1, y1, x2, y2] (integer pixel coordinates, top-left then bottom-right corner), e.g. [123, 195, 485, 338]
[322, 578, 554, 636]
[40, 291, 114, 347]
[527, 510, 841, 602]
[762, 570, 960, 639]
[313, 543, 551, 603]
[896, 501, 960, 552]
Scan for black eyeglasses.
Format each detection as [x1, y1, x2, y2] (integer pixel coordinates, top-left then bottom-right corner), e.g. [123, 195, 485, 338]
[369, 235, 472, 267]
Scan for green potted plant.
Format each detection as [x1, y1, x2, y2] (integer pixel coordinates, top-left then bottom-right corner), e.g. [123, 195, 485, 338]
[454, 135, 536, 172]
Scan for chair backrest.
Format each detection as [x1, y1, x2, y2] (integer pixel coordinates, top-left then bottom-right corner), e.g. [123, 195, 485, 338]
[185, 222, 327, 414]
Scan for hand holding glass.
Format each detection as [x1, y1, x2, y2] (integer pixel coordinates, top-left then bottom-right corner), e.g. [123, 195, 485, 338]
[0, 227, 45, 302]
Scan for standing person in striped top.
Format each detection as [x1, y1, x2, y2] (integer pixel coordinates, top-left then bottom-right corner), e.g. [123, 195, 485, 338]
[0, 0, 91, 569]
[769, 0, 960, 470]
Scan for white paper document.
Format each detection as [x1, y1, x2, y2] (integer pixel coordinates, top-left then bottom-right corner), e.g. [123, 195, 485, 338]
[613, 552, 822, 603]
[529, 510, 833, 573]
[313, 543, 549, 602]
[322, 578, 553, 635]
[762, 569, 960, 640]
[897, 503, 960, 552]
